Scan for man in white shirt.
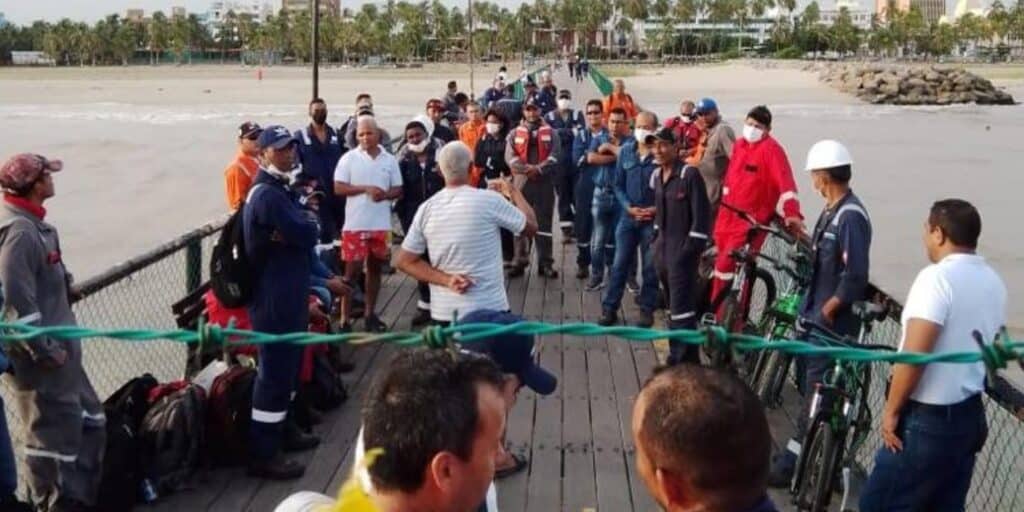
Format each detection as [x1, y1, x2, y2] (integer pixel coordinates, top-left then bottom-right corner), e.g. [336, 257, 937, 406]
[860, 199, 1005, 512]
[396, 142, 538, 325]
[334, 117, 403, 332]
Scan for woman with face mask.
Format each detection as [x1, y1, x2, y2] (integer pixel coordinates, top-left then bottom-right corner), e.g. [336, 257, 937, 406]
[474, 110, 516, 265]
[395, 120, 447, 327]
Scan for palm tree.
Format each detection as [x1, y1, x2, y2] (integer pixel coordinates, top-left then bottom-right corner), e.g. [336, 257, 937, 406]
[112, 23, 137, 65]
[148, 11, 170, 64]
[289, 9, 313, 63]
[218, 10, 240, 63]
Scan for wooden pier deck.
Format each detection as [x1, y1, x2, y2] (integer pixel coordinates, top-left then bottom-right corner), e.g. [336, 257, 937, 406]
[145, 232, 803, 512]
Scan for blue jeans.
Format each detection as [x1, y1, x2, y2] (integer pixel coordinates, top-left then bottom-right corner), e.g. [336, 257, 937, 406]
[860, 394, 986, 512]
[0, 393, 16, 498]
[602, 217, 657, 313]
[574, 170, 595, 268]
[590, 189, 619, 279]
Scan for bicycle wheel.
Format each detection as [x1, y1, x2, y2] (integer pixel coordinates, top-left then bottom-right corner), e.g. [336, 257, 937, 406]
[745, 268, 777, 330]
[754, 349, 791, 408]
[795, 422, 843, 512]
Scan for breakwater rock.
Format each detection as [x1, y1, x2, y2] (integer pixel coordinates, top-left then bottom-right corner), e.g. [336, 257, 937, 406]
[807, 63, 1016, 106]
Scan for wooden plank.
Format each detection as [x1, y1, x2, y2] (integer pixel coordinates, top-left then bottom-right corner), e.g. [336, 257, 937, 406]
[244, 275, 417, 510]
[561, 344, 597, 512]
[586, 340, 634, 512]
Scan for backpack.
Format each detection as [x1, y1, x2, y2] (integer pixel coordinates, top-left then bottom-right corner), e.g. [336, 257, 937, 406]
[140, 383, 206, 495]
[96, 374, 159, 512]
[302, 352, 348, 412]
[210, 185, 262, 308]
[205, 365, 257, 466]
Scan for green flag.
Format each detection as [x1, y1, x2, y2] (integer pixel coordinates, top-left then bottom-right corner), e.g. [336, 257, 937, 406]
[589, 65, 615, 96]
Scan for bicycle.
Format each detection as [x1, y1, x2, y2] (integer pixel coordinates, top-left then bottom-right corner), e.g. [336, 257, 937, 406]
[789, 301, 891, 512]
[700, 202, 801, 369]
[746, 244, 814, 408]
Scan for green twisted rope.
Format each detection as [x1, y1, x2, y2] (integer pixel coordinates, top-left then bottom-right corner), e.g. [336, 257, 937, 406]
[1, 321, 1022, 371]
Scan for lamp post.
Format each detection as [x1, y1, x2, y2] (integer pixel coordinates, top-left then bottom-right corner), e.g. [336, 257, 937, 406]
[312, 0, 320, 99]
[468, 0, 475, 99]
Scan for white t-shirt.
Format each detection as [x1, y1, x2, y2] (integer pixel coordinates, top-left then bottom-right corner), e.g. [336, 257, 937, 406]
[334, 146, 402, 232]
[899, 253, 1007, 405]
[401, 186, 527, 322]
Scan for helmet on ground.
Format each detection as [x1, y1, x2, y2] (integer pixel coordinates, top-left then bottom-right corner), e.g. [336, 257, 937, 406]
[805, 139, 853, 172]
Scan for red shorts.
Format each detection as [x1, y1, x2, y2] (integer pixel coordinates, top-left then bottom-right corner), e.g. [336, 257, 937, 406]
[341, 230, 390, 262]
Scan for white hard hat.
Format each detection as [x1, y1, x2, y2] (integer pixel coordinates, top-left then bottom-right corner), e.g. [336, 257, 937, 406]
[804, 139, 853, 172]
[273, 491, 335, 512]
[412, 114, 435, 139]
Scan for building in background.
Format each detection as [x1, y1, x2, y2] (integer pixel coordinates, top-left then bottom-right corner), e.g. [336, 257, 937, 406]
[876, 0, 947, 22]
[172, 6, 188, 18]
[281, 0, 341, 16]
[204, 1, 274, 31]
[822, 0, 873, 30]
[125, 9, 145, 22]
[0, 12, 7, 27]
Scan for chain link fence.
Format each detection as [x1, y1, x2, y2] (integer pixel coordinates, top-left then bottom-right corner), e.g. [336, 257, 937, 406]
[759, 234, 1024, 511]
[1, 216, 227, 493]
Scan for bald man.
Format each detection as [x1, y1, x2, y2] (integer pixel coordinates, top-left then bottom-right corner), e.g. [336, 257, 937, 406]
[633, 364, 778, 512]
[334, 117, 404, 332]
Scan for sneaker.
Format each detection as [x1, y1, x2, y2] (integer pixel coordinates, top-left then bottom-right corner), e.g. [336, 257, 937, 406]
[635, 309, 654, 328]
[508, 264, 526, 278]
[626, 277, 640, 295]
[248, 454, 306, 480]
[597, 310, 618, 326]
[364, 314, 388, 333]
[411, 308, 432, 328]
[284, 421, 322, 453]
[767, 449, 798, 488]
[538, 266, 559, 279]
[584, 276, 605, 291]
[575, 265, 589, 280]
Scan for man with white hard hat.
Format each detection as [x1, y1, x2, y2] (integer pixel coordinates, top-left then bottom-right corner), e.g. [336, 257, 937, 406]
[768, 139, 873, 486]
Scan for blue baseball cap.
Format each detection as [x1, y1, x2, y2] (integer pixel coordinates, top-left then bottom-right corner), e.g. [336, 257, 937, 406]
[258, 125, 297, 150]
[458, 309, 557, 395]
[695, 97, 719, 114]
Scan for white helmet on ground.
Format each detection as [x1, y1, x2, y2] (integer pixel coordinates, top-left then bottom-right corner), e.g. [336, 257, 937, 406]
[805, 139, 853, 172]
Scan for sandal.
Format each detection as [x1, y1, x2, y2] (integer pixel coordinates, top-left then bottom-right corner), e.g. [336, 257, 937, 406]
[494, 452, 528, 479]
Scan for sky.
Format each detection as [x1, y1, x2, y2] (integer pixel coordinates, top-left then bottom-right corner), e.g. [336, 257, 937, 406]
[0, 0, 973, 26]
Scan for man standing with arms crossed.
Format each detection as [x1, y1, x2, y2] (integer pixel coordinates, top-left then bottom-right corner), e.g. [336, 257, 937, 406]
[506, 97, 561, 279]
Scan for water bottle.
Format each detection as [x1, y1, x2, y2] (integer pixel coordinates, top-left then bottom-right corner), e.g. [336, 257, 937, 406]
[139, 478, 159, 503]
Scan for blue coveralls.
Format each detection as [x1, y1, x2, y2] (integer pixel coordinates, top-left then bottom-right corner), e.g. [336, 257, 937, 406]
[588, 132, 627, 281]
[603, 140, 658, 314]
[294, 125, 346, 243]
[532, 89, 557, 115]
[545, 109, 584, 237]
[796, 190, 871, 436]
[653, 163, 711, 364]
[243, 170, 320, 462]
[571, 127, 604, 270]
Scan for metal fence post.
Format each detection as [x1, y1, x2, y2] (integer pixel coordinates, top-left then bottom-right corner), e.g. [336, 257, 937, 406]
[186, 238, 202, 292]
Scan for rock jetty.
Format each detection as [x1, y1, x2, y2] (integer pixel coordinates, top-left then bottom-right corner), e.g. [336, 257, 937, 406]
[809, 63, 1016, 106]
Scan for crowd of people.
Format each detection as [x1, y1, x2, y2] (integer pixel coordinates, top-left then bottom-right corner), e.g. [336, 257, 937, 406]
[0, 62, 1007, 512]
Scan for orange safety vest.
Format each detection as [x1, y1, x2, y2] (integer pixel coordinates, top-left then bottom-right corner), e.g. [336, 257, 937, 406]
[511, 125, 554, 163]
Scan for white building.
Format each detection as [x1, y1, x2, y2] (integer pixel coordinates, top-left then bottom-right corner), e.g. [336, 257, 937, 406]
[205, 1, 274, 30]
[821, 0, 874, 30]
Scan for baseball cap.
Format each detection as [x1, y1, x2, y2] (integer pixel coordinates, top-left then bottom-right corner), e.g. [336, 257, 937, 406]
[238, 121, 263, 139]
[257, 125, 297, 150]
[426, 98, 444, 110]
[523, 97, 540, 110]
[457, 310, 558, 395]
[557, 89, 571, 99]
[0, 153, 63, 192]
[695, 98, 718, 114]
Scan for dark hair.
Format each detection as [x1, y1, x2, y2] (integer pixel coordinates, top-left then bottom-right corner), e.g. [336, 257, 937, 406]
[638, 365, 770, 506]
[586, 99, 603, 111]
[928, 199, 981, 248]
[448, 80, 458, 89]
[356, 93, 371, 103]
[746, 105, 772, 128]
[823, 164, 852, 184]
[363, 349, 505, 493]
[309, 97, 325, 108]
[405, 120, 427, 135]
[454, 92, 469, 105]
[609, 107, 628, 120]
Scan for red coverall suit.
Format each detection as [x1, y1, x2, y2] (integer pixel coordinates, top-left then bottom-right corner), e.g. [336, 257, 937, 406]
[710, 134, 802, 313]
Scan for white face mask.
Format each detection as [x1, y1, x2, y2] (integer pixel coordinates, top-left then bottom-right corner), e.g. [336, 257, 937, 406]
[407, 140, 428, 153]
[557, 99, 572, 110]
[743, 124, 765, 143]
[486, 122, 501, 135]
[634, 128, 652, 143]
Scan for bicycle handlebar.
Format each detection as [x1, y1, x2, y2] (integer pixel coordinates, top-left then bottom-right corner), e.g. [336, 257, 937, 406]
[720, 202, 798, 245]
[797, 317, 896, 352]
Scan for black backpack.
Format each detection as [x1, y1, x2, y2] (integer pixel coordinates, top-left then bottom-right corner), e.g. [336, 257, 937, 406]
[140, 384, 206, 495]
[205, 365, 256, 466]
[210, 185, 262, 308]
[96, 374, 159, 512]
[302, 352, 349, 412]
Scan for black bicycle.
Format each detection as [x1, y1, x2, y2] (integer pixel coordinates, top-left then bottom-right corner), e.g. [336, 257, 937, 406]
[789, 302, 891, 512]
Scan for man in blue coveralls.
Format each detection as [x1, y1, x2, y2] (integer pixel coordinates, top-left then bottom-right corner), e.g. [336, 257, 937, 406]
[243, 126, 322, 480]
[768, 139, 872, 486]
[545, 89, 585, 247]
[295, 98, 346, 244]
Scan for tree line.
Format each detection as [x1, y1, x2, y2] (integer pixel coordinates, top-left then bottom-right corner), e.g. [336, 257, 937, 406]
[1, 0, 1023, 65]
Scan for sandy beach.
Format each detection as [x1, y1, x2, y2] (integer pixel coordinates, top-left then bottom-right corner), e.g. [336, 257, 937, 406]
[2, 61, 1022, 327]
